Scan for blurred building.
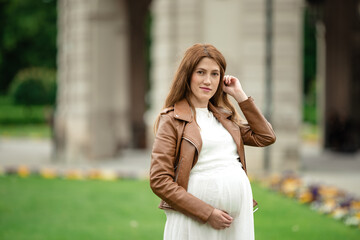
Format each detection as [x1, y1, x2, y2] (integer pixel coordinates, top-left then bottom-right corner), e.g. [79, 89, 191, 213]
[55, 0, 360, 173]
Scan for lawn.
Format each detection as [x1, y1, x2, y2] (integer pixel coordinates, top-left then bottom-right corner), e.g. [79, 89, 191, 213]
[0, 176, 359, 240]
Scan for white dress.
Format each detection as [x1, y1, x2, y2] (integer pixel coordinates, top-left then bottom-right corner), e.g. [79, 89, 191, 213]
[164, 108, 255, 240]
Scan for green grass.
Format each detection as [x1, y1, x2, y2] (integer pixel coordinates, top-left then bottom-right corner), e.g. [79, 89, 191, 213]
[0, 176, 359, 240]
[0, 176, 165, 240]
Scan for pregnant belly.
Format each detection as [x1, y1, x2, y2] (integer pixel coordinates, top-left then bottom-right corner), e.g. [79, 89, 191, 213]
[187, 162, 252, 218]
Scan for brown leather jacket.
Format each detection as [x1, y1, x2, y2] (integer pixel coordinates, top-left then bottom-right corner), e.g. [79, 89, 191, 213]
[150, 97, 276, 223]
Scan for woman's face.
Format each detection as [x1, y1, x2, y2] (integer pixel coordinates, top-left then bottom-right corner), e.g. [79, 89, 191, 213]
[189, 57, 221, 108]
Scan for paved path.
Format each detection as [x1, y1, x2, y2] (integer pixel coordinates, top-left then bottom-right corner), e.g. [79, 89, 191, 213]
[1, 138, 359, 197]
[0, 138, 151, 178]
[300, 142, 360, 197]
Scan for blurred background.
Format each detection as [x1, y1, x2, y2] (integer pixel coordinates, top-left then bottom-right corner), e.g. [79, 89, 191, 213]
[0, 0, 360, 239]
[1, 0, 359, 174]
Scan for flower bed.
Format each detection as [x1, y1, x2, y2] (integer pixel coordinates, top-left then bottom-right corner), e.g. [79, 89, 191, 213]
[263, 172, 360, 228]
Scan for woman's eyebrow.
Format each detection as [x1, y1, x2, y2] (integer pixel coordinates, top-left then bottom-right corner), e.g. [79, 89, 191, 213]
[196, 67, 207, 71]
[196, 67, 220, 72]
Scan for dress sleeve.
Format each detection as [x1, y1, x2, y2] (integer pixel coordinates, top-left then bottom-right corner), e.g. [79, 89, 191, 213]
[238, 97, 276, 147]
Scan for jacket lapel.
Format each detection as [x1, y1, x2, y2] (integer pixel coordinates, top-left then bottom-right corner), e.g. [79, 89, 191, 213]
[174, 99, 202, 153]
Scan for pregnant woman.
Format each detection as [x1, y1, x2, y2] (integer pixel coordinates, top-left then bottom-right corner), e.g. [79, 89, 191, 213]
[150, 43, 276, 239]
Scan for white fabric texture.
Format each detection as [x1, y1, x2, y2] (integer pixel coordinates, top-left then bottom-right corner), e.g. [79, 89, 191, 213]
[164, 108, 255, 240]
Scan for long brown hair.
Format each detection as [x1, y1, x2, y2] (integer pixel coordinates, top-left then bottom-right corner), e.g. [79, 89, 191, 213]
[154, 43, 243, 132]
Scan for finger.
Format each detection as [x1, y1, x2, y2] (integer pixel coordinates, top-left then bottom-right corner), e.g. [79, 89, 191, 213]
[227, 77, 232, 85]
[224, 223, 231, 228]
[222, 76, 227, 84]
[221, 216, 233, 224]
[221, 211, 233, 222]
[223, 77, 230, 86]
[222, 223, 231, 230]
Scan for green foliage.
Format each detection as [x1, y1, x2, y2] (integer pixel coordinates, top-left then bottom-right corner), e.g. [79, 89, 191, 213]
[10, 67, 56, 106]
[303, 8, 317, 96]
[0, 95, 47, 125]
[303, 79, 317, 125]
[0, 0, 57, 93]
[303, 7, 318, 125]
[0, 176, 359, 240]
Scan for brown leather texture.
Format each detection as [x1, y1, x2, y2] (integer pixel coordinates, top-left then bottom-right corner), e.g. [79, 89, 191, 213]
[150, 97, 276, 223]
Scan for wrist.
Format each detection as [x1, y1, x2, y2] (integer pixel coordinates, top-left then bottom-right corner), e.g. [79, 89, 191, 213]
[234, 90, 248, 103]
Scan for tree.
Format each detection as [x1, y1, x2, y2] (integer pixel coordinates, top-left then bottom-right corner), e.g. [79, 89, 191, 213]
[0, 0, 57, 94]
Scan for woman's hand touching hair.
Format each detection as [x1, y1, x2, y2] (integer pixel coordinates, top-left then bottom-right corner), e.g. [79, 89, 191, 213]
[207, 208, 233, 230]
[223, 75, 248, 103]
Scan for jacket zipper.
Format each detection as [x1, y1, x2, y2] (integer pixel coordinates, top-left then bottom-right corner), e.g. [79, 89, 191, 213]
[175, 137, 199, 182]
[182, 136, 199, 153]
[174, 157, 182, 182]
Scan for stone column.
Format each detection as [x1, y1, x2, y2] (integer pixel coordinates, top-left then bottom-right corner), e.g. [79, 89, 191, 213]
[270, 0, 304, 172]
[56, 0, 130, 162]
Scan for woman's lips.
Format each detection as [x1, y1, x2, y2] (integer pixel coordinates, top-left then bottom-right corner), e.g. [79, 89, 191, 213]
[200, 87, 211, 92]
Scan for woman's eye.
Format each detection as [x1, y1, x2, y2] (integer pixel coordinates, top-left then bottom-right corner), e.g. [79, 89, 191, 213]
[197, 71, 204, 75]
[212, 72, 219, 76]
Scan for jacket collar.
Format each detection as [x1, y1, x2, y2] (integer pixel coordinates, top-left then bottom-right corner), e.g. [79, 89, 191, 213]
[173, 99, 192, 122]
[174, 98, 232, 122]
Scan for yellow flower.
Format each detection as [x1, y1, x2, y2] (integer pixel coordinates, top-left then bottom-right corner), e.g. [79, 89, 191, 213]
[18, 165, 30, 177]
[319, 186, 341, 200]
[351, 201, 360, 211]
[40, 168, 57, 179]
[99, 170, 117, 181]
[87, 169, 102, 180]
[281, 178, 302, 198]
[299, 190, 313, 204]
[64, 169, 83, 180]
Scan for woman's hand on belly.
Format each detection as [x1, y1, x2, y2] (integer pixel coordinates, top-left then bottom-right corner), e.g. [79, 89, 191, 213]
[207, 208, 233, 230]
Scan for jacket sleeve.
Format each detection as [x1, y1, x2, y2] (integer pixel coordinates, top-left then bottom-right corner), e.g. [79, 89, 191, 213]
[238, 97, 276, 147]
[150, 114, 214, 223]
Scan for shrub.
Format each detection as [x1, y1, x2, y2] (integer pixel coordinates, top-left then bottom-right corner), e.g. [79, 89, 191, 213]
[9, 67, 56, 106]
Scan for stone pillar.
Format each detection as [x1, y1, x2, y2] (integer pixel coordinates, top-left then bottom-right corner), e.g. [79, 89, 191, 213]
[268, 0, 304, 172]
[147, 0, 200, 144]
[56, 0, 130, 162]
[148, 0, 202, 122]
[238, 0, 267, 173]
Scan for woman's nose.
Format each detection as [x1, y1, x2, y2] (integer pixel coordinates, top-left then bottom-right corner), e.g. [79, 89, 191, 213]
[203, 75, 211, 84]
